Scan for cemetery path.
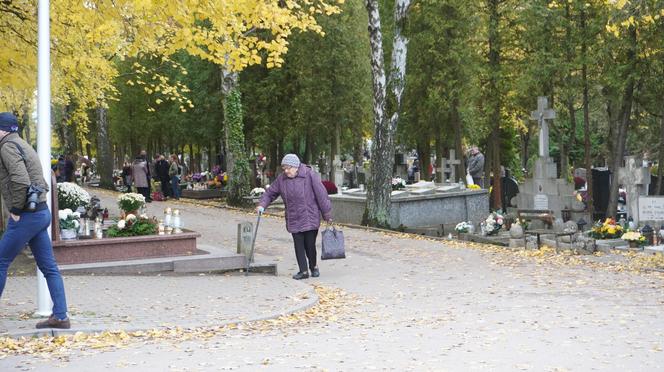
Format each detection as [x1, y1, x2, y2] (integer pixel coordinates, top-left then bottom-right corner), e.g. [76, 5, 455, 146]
[2, 189, 664, 371]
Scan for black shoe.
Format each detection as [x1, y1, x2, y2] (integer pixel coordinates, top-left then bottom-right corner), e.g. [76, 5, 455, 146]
[36, 315, 71, 329]
[311, 268, 320, 277]
[292, 272, 309, 280]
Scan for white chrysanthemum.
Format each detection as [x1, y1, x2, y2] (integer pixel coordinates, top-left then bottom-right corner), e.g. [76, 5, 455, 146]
[117, 220, 126, 229]
[126, 214, 137, 222]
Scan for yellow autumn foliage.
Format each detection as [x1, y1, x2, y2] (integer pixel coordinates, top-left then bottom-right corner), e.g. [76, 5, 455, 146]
[0, 0, 343, 132]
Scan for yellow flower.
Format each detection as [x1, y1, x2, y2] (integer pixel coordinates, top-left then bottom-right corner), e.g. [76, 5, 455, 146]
[607, 227, 616, 235]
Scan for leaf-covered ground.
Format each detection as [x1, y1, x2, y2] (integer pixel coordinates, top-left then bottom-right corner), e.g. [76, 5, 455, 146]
[2, 189, 662, 370]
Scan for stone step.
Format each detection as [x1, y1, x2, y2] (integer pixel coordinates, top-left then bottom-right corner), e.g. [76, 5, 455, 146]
[59, 245, 277, 275]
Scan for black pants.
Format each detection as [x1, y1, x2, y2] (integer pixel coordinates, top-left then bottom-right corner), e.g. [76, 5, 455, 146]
[160, 178, 171, 197]
[137, 187, 150, 201]
[292, 229, 318, 274]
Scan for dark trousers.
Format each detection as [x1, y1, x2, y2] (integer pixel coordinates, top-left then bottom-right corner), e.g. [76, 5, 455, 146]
[137, 187, 150, 201]
[160, 178, 171, 197]
[0, 208, 68, 319]
[292, 229, 318, 274]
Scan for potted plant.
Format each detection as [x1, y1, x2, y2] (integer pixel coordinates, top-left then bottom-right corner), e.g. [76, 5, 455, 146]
[57, 182, 91, 211]
[621, 231, 647, 248]
[117, 193, 146, 216]
[58, 209, 80, 240]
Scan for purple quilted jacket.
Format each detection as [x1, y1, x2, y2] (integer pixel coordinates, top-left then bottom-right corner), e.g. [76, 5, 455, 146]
[259, 164, 332, 233]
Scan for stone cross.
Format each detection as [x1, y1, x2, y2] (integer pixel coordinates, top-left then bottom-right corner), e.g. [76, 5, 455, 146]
[618, 156, 651, 224]
[446, 150, 460, 182]
[530, 96, 556, 158]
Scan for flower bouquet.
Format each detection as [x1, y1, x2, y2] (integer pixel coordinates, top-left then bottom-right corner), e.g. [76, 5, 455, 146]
[391, 177, 406, 190]
[482, 211, 504, 236]
[589, 218, 623, 239]
[250, 187, 266, 197]
[455, 221, 472, 234]
[621, 231, 647, 248]
[118, 193, 145, 215]
[57, 182, 91, 211]
[107, 214, 158, 238]
[467, 184, 481, 190]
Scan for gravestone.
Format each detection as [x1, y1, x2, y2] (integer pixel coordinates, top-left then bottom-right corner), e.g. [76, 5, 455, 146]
[515, 97, 575, 218]
[437, 150, 460, 183]
[618, 156, 651, 224]
[574, 168, 587, 180]
[332, 155, 344, 189]
[592, 168, 611, 220]
[638, 196, 664, 225]
[237, 222, 254, 257]
[394, 153, 408, 179]
[445, 150, 460, 183]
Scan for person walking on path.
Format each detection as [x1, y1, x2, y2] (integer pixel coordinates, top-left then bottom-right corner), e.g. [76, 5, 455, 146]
[0, 112, 70, 329]
[256, 154, 332, 280]
[132, 152, 151, 202]
[467, 146, 485, 188]
[169, 154, 182, 200]
[121, 161, 132, 192]
[155, 154, 171, 199]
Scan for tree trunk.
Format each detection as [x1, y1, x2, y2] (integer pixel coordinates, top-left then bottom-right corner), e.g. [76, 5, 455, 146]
[580, 8, 593, 213]
[96, 106, 114, 189]
[658, 102, 664, 195]
[219, 68, 252, 206]
[487, 0, 502, 209]
[606, 27, 637, 218]
[452, 98, 465, 181]
[435, 124, 445, 182]
[363, 0, 410, 227]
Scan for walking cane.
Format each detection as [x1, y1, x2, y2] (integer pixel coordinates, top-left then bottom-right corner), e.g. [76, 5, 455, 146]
[245, 211, 262, 276]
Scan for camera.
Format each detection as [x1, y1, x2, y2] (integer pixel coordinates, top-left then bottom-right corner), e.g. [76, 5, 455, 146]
[25, 184, 45, 212]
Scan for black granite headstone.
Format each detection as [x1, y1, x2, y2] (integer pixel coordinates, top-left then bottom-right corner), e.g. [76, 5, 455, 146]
[592, 168, 611, 220]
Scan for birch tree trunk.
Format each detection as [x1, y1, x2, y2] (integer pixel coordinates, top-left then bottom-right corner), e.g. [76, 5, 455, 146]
[364, 0, 410, 228]
[96, 105, 114, 189]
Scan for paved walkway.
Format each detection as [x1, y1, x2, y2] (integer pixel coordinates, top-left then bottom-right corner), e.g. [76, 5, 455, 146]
[1, 188, 664, 371]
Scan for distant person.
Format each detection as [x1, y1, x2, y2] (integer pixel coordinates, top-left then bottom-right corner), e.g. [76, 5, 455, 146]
[168, 154, 182, 200]
[155, 154, 171, 199]
[140, 150, 153, 202]
[0, 112, 70, 329]
[131, 152, 151, 202]
[63, 155, 75, 182]
[467, 146, 485, 188]
[256, 154, 332, 280]
[121, 161, 133, 192]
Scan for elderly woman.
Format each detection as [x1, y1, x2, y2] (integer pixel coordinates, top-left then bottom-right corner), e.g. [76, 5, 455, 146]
[256, 154, 332, 280]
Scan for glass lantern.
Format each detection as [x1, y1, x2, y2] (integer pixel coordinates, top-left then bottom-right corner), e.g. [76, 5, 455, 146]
[172, 209, 182, 233]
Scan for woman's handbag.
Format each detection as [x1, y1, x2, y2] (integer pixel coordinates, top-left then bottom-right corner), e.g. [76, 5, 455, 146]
[321, 226, 346, 260]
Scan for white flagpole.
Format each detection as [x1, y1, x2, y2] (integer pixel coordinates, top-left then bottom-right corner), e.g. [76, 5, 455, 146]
[36, 0, 53, 316]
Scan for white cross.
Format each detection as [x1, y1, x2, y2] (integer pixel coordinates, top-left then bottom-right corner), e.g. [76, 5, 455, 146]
[530, 97, 556, 158]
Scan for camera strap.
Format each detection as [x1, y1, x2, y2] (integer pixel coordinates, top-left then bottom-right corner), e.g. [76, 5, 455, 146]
[0, 140, 28, 170]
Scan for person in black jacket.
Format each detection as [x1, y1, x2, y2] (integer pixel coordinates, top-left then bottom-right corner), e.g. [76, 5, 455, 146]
[155, 154, 171, 199]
